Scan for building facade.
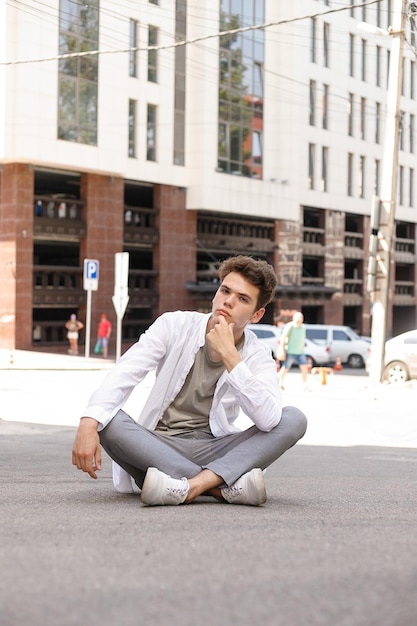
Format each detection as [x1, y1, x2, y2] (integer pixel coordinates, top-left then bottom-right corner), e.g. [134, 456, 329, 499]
[0, 0, 416, 352]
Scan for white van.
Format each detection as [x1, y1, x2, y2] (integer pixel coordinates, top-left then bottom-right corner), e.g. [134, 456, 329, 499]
[304, 324, 370, 368]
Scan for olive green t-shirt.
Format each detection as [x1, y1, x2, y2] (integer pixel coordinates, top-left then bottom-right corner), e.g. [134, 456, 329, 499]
[155, 342, 225, 435]
[155, 337, 244, 435]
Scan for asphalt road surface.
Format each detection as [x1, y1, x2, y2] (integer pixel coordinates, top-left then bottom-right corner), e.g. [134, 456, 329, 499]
[1, 351, 416, 626]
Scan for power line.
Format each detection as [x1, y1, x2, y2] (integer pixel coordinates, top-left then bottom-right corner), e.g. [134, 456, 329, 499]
[1, 0, 383, 66]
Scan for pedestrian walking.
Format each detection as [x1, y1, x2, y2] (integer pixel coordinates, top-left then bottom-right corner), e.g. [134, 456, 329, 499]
[278, 312, 310, 391]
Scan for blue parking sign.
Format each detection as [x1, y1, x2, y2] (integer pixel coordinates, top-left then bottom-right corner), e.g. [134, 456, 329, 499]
[83, 259, 99, 291]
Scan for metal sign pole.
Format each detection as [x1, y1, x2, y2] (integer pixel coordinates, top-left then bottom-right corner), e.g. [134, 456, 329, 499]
[116, 314, 122, 362]
[85, 288, 92, 358]
[83, 259, 99, 359]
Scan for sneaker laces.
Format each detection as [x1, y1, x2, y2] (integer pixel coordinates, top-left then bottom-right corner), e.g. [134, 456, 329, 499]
[223, 484, 243, 499]
[166, 477, 189, 498]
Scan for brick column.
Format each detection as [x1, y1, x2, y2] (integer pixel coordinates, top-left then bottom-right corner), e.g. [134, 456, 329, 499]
[80, 173, 124, 353]
[274, 218, 303, 313]
[154, 185, 196, 314]
[0, 164, 34, 350]
[323, 210, 344, 324]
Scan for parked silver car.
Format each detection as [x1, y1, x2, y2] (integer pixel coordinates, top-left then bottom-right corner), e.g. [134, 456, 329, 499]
[369, 329, 417, 383]
[304, 324, 370, 368]
[247, 323, 330, 366]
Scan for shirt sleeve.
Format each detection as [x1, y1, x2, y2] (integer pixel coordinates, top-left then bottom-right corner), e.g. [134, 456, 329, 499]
[81, 315, 171, 429]
[223, 351, 282, 432]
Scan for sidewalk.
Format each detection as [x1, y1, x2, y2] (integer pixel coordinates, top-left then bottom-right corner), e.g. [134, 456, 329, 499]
[1, 347, 417, 448]
[0, 347, 115, 370]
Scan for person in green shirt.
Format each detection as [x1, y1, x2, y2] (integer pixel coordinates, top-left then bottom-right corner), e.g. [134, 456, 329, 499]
[278, 312, 309, 390]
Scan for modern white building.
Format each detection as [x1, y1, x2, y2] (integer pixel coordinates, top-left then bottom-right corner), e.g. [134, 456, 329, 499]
[0, 0, 416, 352]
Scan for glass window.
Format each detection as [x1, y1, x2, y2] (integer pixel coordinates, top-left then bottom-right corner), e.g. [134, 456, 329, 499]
[128, 100, 136, 157]
[410, 114, 415, 153]
[129, 19, 138, 77]
[359, 155, 365, 198]
[361, 39, 366, 81]
[409, 168, 414, 207]
[173, 0, 187, 166]
[376, 46, 381, 86]
[321, 146, 328, 192]
[399, 165, 404, 205]
[401, 58, 405, 95]
[218, 0, 263, 179]
[349, 34, 354, 78]
[60, 0, 78, 31]
[360, 97, 366, 140]
[309, 80, 316, 126]
[375, 102, 381, 144]
[58, 0, 99, 145]
[374, 159, 380, 195]
[322, 84, 328, 130]
[348, 93, 354, 136]
[347, 153, 353, 196]
[306, 328, 327, 342]
[323, 23, 330, 67]
[310, 17, 316, 63]
[147, 104, 157, 161]
[148, 26, 158, 82]
[308, 143, 315, 190]
[399, 111, 405, 150]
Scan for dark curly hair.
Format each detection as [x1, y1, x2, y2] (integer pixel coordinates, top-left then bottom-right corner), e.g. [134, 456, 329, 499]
[218, 256, 277, 309]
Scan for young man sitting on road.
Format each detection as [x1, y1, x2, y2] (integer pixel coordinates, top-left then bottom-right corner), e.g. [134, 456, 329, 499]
[72, 255, 307, 506]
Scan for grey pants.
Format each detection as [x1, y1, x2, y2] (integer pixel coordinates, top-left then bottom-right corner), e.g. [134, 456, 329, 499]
[99, 406, 307, 489]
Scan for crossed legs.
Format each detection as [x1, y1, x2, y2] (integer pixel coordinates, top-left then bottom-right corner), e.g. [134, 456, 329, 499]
[99, 406, 307, 503]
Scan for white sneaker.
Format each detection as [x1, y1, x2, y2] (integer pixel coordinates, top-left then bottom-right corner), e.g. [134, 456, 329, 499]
[221, 468, 267, 506]
[140, 467, 189, 506]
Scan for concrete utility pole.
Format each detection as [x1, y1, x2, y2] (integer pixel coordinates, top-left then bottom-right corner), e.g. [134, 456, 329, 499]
[366, 0, 407, 384]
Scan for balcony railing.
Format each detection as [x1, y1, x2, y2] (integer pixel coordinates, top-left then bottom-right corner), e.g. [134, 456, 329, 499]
[395, 238, 415, 263]
[395, 238, 415, 253]
[34, 196, 86, 239]
[301, 276, 325, 285]
[343, 279, 363, 294]
[394, 281, 414, 296]
[344, 232, 363, 248]
[128, 270, 159, 307]
[197, 215, 275, 253]
[302, 227, 325, 256]
[32, 321, 71, 344]
[124, 206, 159, 244]
[33, 265, 84, 306]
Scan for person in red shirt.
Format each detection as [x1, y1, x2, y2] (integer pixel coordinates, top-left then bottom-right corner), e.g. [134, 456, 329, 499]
[97, 313, 112, 358]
